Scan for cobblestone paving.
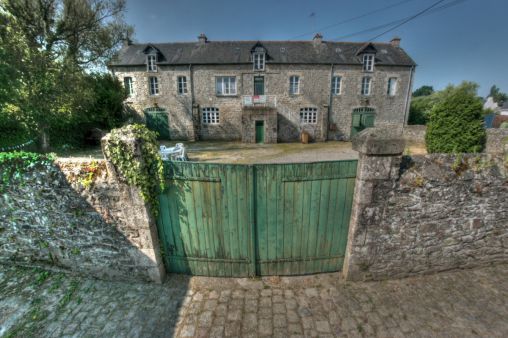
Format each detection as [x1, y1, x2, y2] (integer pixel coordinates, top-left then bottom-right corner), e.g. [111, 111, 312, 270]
[0, 264, 507, 337]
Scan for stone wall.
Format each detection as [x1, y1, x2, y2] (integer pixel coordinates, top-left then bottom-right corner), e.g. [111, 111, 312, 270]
[0, 158, 165, 283]
[403, 125, 426, 143]
[485, 128, 508, 154]
[343, 127, 508, 281]
[112, 61, 413, 142]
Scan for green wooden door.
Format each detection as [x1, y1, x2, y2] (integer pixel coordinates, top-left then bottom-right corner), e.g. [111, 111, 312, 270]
[145, 108, 170, 140]
[255, 121, 265, 144]
[351, 108, 375, 137]
[157, 160, 357, 277]
[158, 162, 254, 277]
[254, 161, 357, 275]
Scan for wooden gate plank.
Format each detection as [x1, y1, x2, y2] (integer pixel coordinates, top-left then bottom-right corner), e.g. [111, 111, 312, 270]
[158, 160, 357, 277]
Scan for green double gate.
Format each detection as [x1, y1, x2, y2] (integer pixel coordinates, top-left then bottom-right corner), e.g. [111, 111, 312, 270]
[157, 160, 357, 277]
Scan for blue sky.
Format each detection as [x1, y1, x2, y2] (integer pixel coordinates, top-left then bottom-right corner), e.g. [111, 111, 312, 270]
[124, 0, 507, 97]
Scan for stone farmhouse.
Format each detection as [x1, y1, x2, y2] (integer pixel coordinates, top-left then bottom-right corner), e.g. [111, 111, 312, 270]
[109, 34, 416, 143]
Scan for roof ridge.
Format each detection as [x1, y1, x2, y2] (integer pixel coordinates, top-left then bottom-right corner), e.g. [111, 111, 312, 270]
[128, 40, 395, 45]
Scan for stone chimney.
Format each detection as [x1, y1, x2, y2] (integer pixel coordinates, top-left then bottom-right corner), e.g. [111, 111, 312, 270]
[390, 36, 401, 48]
[313, 33, 323, 45]
[123, 34, 132, 47]
[198, 33, 208, 44]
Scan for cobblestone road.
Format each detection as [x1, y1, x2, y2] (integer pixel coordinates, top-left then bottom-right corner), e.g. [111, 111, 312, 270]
[0, 264, 507, 338]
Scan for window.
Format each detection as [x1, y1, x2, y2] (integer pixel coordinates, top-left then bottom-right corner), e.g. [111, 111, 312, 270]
[124, 77, 133, 96]
[361, 77, 371, 96]
[300, 108, 317, 124]
[254, 76, 264, 95]
[332, 76, 342, 95]
[147, 54, 157, 72]
[149, 76, 159, 95]
[215, 76, 237, 95]
[387, 77, 397, 96]
[202, 107, 220, 124]
[289, 76, 300, 95]
[253, 52, 265, 71]
[362, 54, 374, 72]
[177, 76, 188, 95]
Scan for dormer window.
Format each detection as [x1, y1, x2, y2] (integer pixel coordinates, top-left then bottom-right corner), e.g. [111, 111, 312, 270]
[147, 54, 157, 72]
[363, 54, 374, 72]
[253, 52, 265, 71]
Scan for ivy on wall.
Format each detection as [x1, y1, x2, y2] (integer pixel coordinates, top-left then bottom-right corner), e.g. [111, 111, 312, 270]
[0, 151, 55, 191]
[103, 124, 164, 216]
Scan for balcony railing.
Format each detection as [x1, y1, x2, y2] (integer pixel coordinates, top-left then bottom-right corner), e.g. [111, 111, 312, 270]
[242, 95, 277, 108]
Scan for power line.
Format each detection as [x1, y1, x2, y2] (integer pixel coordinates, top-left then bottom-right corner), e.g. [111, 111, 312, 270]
[289, 0, 418, 40]
[331, 0, 466, 41]
[367, 0, 448, 42]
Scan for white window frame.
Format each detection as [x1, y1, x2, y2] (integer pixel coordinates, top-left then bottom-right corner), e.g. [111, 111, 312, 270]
[177, 76, 188, 95]
[202, 107, 220, 125]
[147, 54, 157, 72]
[361, 77, 371, 96]
[332, 76, 342, 95]
[362, 54, 374, 72]
[289, 75, 300, 95]
[387, 77, 397, 96]
[253, 52, 265, 71]
[215, 76, 237, 96]
[124, 77, 133, 96]
[300, 107, 318, 124]
[149, 76, 159, 95]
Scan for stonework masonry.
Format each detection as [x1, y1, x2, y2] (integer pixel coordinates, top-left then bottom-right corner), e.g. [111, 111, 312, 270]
[402, 125, 426, 143]
[112, 63, 413, 142]
[0, 157, 165, 283]
[344, 127, 508, 281]
[486, 128, 508, 154]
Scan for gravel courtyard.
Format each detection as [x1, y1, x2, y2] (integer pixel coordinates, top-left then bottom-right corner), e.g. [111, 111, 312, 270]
[0, 264, 506, 338]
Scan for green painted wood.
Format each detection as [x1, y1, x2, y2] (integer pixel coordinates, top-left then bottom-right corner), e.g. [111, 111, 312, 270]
[351, 109, 376, 137]
[253, 160, 358, 276]
[157, 160, 357, 277]
[255, 121, 265, 144]
[144, 109, 170, 140]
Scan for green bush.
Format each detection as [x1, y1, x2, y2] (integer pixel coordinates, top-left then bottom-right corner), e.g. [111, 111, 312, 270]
[500, 122, 508, 129]
[425, 82, 486, 153]
[0, 110, 32, 148]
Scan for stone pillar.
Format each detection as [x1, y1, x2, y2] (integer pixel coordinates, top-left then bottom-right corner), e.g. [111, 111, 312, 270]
[342, 127, 405, 281]
[101, 133, 166, 283]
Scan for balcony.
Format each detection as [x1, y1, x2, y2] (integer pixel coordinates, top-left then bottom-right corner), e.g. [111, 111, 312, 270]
[242, 95, 277, 109]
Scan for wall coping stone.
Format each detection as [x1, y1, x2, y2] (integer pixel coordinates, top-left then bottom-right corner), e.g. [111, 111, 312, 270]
[352, 126, 405, 155]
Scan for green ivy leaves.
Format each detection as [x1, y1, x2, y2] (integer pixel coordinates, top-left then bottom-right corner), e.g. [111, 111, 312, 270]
[0, 151, 55, 191]
[103, 124, 164, 217]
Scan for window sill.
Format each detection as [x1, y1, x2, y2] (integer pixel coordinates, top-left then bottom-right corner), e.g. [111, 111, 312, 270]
[216, 94, 238, 97]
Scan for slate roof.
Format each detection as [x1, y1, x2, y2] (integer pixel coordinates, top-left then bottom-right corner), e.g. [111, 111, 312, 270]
[109, 40, 416, 67]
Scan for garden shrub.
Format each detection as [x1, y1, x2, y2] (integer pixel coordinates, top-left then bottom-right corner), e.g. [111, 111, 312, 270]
[425, 82, 486, 153]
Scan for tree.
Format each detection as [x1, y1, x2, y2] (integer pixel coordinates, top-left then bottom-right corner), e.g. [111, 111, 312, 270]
[408, 86, 437, 124]
[425, 82, 486, 153]
[412, 85, 434, 97]
[489, 85, 508, 104]
[0, 0, 131, 151]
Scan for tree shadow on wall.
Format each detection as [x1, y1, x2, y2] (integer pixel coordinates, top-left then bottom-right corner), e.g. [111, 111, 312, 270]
[0, 159, 190, 337]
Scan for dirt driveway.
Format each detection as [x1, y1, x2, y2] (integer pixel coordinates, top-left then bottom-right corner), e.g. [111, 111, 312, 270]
[58, 140, 426, 163]
[162, 141, 358, 164]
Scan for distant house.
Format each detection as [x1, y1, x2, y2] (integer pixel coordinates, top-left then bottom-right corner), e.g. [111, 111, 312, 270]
[109, 34, 416, 143]
[483, 96, 499, 111]
[500, 102, 508, 116]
